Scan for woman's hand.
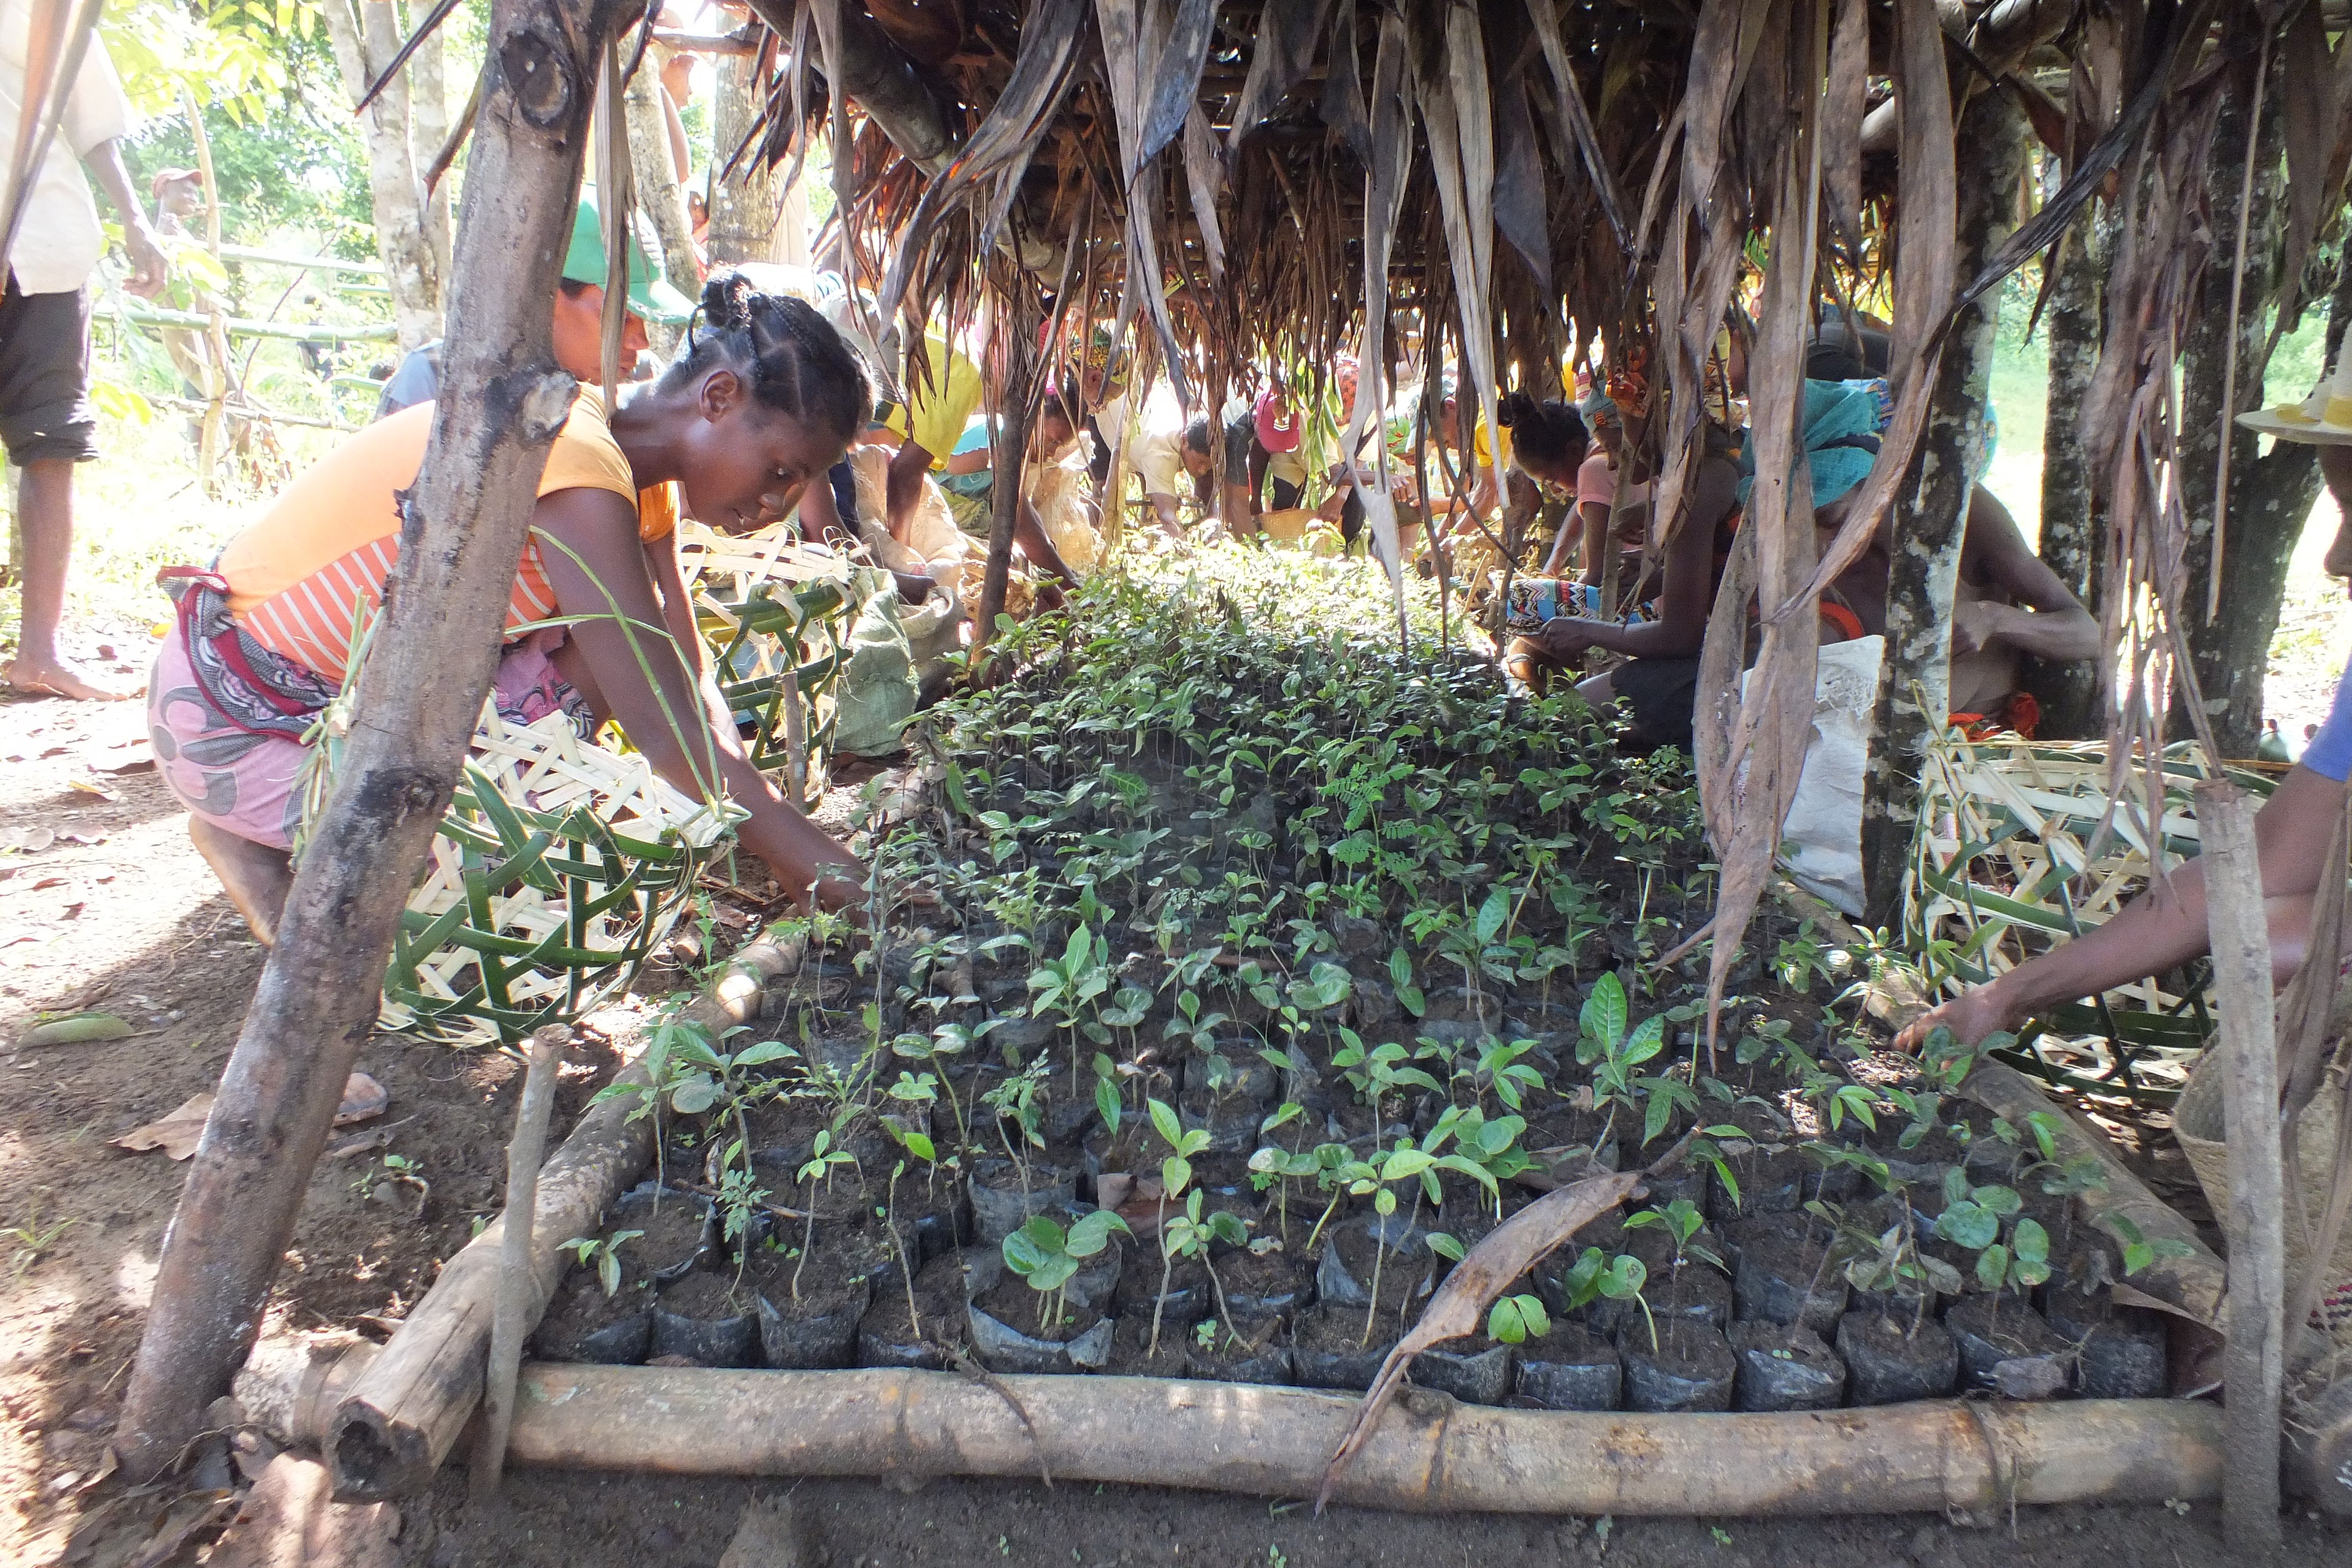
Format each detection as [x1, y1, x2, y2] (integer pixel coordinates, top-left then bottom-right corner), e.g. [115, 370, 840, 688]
[1890, 987, 2020, 1056]
[1536, 617, 1597, 663]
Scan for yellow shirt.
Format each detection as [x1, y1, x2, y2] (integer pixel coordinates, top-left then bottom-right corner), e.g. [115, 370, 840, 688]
[883, 331, 985, 467]
[217, 391, 673, 684]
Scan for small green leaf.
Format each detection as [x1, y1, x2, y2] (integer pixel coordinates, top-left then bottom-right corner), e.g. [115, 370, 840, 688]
[1974, 1243, 2011, 1292]
[1095, 1077, 1122, 1137]
[1065, 1208, 1130, 1257]
[1148, 1097, 1183, 1149]
[1937, 1200, 1998, 1252]
[668, 1074, 719, 1116]
[1581, 972, 1627, 1052]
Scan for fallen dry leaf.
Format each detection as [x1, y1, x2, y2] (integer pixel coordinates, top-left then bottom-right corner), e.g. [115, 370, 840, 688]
[334, 1072, 387, 1126]
[114, 1094, 214, 1160]
[67, 779, 121, 803]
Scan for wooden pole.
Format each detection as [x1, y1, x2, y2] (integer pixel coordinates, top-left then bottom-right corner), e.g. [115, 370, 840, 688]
[325, 929, 803, 1500]
[470, 1023, 568, 1499]
[113, 0, 633, 1482]
[976, 278, 1040, 647]
[2198, 779, 2287, 1551]
[486, 1368, 2224, 1516]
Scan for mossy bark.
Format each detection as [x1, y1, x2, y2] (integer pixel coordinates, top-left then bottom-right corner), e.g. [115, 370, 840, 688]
[2021, 206, 2106, 739]
[1859, 89, 2025, 926]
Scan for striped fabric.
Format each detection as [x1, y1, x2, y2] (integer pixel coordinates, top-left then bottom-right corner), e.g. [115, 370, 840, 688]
[215, 391, 659, 687]
[236, 533, 562, 688]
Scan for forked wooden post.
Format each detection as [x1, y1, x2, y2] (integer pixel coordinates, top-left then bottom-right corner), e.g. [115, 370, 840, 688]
[2197, 779, 2288, 1551]
[113, 0, 640, 1480]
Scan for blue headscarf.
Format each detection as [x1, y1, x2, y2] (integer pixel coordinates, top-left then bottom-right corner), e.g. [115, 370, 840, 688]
[1734, 377, 1894, 508]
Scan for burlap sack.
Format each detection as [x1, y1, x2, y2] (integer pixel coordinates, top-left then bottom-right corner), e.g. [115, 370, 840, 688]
[2174, 1052, 2352, 1343]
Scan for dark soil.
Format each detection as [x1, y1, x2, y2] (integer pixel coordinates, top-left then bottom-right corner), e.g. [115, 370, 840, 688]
[617, 1187, 714, 1279]
[534, 1270, 656, 1364]
[659, 1269, 758, 1321]
[401, 1473, 2340, 1567]
[856, 1253, 968, 1369]
[1103, 1310, 1193, 1376]
[1618, 1320, 1737, 1412]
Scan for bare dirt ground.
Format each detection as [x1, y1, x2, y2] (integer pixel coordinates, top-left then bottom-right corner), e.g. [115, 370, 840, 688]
[3, 678, 2341, 1567]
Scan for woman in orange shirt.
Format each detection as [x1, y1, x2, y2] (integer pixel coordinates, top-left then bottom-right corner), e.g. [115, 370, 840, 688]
[152, 275, 871, 940]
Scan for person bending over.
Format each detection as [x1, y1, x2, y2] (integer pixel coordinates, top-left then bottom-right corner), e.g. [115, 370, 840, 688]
[153, 274, 872, 942]
[1491, 390, 1587, 561]
[1543, 393, 1652, 585]
[1898, 445, 2352, 1050]
[1511, 415, 1741, 754]
[1823, 482, 2096, 729]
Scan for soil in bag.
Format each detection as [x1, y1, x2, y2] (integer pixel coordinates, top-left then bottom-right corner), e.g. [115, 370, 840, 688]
[534, 1267, 655, 1366]
[1616, 1320, 1735, 1412]
[1187, 1313, 1294, 1385]
[1411, 1336, 1513, 1405]
[1727, 1320, 1847, 1411]
[967, 1253, 1115, 1373]
[1512, 1320, 1622, 1411]
[1727, 1212, 1847, 1333]
[1944, 1293, 2068, 1399]
[857, 1252, 969, 1370]
[2045, 1290, 2167, 1400]
[649, 1269, 761, 1367]
[1836, 1307, 1959, 1404]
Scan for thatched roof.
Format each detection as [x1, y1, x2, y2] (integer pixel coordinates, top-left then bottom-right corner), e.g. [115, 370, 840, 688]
[720, 0, 2347, 1032]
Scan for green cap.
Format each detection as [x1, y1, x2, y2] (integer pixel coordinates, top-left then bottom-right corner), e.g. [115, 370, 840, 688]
[563, 187, 695, 324]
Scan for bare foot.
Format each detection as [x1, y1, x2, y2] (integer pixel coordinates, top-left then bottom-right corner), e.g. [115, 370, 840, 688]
[189, 819, 295, 945]
[4, 656, 136, 701]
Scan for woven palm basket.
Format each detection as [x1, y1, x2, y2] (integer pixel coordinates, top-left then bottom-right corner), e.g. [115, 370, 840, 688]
[378, 709, 741, 1044]
[2174, 1054, 2352, 1345]
[1908, 732, 2277, 1023]
[678, 519, 867, 804]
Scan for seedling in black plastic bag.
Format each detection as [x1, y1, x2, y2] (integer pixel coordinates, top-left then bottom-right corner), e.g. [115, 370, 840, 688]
[1002, 1209, 1131, 1334]
[561, 1229, 643, 1297]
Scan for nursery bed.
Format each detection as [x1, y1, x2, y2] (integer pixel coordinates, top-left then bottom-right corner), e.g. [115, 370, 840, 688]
[463, 553, 2213, 1474]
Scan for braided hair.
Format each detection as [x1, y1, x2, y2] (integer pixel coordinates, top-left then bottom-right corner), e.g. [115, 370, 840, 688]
[663, 272, 872, 445]
[1497, 389, 1589, 473]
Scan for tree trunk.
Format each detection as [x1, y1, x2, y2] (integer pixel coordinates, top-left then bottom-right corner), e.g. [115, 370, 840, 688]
[1860, 88, 2025, 927]
[2021, 204, 2106, 739]
[626, 55, 697, 355]
[323, 0, 443, 348]
[706, 48, 789, 267]
[978, 281, 1040, 644]
[113, 0, 623, 1480]
[2173, 56, 2324, 758]
[408, 3, 453, 287]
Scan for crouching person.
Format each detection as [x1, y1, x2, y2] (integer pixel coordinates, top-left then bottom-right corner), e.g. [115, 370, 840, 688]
[152, 275, 873, 940]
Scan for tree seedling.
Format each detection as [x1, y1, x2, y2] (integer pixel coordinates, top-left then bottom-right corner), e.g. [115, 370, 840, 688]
[1624, 1196, 1719, 1319]
[1561, 1244, 1654, 1348]
[1487, 1292, 1551, 1345]
[790, 1129, 857, 1300]
[1002, 1209, 1131, 1335]
[1152, 1189, 1247, 1356]
[560, 1229, 644, 1296]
